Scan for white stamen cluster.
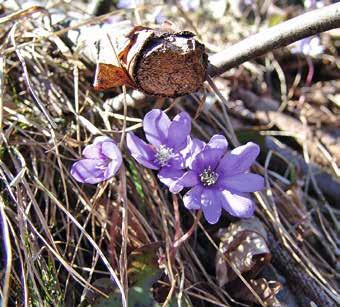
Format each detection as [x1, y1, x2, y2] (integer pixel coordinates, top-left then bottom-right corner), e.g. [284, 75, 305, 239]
[200, 166, 219, 186]
[155, 145, 175, 167]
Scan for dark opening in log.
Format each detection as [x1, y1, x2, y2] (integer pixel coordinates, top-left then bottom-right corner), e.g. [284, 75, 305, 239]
[130, 31, 208, 97]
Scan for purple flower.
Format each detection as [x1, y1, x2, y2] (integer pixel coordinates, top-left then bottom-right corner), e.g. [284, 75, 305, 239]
[71, 136, 122, 184]
[126, 109, 191, 186]
[171, 135, 264, 224]
[291, 36, 324, 57]
[304, 0, 324, 10]
[116, 0, 142, 9]
[180, 0, 200, 12]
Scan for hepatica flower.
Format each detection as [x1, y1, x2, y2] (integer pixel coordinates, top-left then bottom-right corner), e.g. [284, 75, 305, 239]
[172, 135, 264, 224]
[71, 136, 122, 184]
[291, 36, 324, 57]
[126, 109, 191, 186]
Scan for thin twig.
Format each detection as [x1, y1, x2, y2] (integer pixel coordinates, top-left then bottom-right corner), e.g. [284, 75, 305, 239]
[0, 196, 12, 307]
[112, 3, 340, 107]
[0, 56, 4, 133]
[173, 211, 202, 249]
[208, 3, 340, 76]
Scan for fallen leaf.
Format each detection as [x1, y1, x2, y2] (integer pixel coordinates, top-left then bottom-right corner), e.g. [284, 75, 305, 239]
[234, 278, 282, 307]
[216, 217, 271, 286]
[274, 184, 314, 241]
[93, 27, 155, 91]
[89, 243, 191, 306]
[90, 243, 161, 307]
[93, 63, 135, 90]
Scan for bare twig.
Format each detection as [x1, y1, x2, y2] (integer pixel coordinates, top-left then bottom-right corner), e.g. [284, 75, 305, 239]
[173, 211, 202, 249]
[112, 3, 340, 107]
[0, 196, 12, 307]
[267, 232, 337, 307]
[0, 56, 4, 133]
[0, 5, 50, 25]
[208, 3, 340, 76]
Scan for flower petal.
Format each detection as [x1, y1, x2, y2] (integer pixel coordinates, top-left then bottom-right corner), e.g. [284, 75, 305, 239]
[105, 158, 122, 178]
[169, 170, 199, 193]
[220, 190, 255, 218]
[207, 134, 228, 151]
[82, 143, 103, 159]
[217, 142, 260, 176]
[167, 154, 184, 169]
[183, 185, 204, 210]
[143, 109, 171, 147]
[93, 136, 113, 144]
[158, 167, 185, 188]
[166, 112, 191, 151]
[191, 147, 225, 173]
[220, 173, 264, 192]
[181, 137, 205, 169]
[126, 133, 159, 170]
[71, 159, 106, 184]
[101, 141, 122, 162]
[201, 188, 222, 224]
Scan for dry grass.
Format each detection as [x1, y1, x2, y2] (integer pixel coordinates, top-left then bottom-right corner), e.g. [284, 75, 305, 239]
[0, 1, 339, 306]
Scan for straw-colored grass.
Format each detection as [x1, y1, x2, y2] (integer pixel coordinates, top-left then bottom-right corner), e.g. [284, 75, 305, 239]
[0, 1, 339, 306]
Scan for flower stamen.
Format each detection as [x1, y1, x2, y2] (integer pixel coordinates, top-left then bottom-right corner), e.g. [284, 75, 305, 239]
[155, 145, 175, 167]
[200, 166, 219, 186]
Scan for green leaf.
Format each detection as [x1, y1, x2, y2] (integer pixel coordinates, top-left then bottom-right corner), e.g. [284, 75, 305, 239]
[92, 243, 161, 307]
[91, 243, 192, 306]
[128, 159, 145, 204]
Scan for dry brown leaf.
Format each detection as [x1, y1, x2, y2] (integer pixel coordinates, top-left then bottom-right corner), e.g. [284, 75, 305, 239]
[93, 26, 153, 91]
[274, 184, 314, 241]
[215, 217, 271, 286]
[93, 63, 135, 90]
[234, 278, 282, 307]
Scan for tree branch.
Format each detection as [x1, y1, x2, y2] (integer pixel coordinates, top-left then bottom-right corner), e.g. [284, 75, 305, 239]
[110, 3, 340, 107]
[208, 3, 340, 77]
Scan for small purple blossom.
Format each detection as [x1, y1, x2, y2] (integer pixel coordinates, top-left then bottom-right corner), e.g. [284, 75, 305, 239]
[71, 136, 122, 184]
[304, 0, 324, 10]
[171, 135, 264, 224]
[116, 0, 142, 9]
[179, 0, 200, 12]
[291, 36, 324, 57]
[126, 109, 191, 187]
[290, 0, 325, 57]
